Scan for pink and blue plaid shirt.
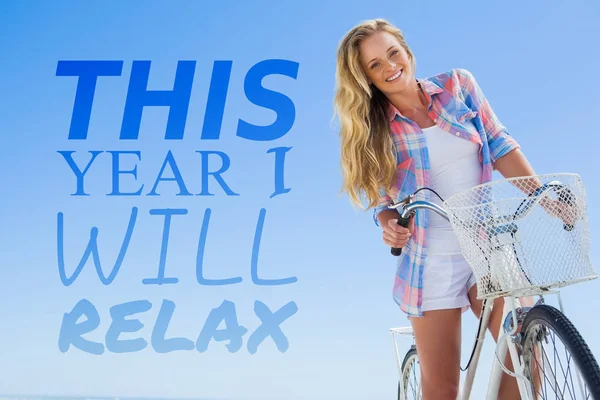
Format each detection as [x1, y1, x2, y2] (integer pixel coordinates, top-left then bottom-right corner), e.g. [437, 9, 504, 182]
[374, 68, 520, 316]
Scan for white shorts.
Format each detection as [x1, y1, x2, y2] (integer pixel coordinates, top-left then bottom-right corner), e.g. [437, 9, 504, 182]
[421, 253, 477, 313]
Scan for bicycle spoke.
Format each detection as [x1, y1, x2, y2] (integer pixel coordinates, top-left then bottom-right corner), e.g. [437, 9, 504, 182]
[401, 353, 421, 400]
[551, 330, 576, 399]
[412, 361, 419, 399]
[548, 329, 571, 398]
[537, 341, 560, 398]
[409, 359, 421, 400]
[541, 340, 548, 399]
[544, 336, 566, 398]
[525, 321, 592, 399]
[564, 351, 575, 398]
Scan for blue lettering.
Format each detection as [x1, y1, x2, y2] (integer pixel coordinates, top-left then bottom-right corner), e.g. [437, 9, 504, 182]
[105, 300, 151, 353]
[57, 207, 137, 286]
[58, 150, 103, 196]
[142, 208, 186, 285]
[251, 208, 297, 285]
[201, 61, 232, 140]
[148, 150, 192, 196]
[58, 299, 104, 355]
[237, 59, 299, 141]
[56, 61, 123, 140]
[107, 150, 143, 196]
[196, 208, 242, 286]
[196, 300, 248, 353]
[120, 61, 195, 140]
[195, 150, 239, 196]
[248, 300, 298, 354]
[268, 146, 292, 198]
[151, 300, 195, 353]
[58, 299, 299, 355]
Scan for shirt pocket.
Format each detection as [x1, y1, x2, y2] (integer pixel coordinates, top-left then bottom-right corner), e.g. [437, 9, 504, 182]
[450, 97, 482, 145]
[457, 109, 478, 123]
[449, 94, 478, 123]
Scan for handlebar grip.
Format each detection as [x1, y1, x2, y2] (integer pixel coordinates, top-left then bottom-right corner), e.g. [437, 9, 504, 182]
[391, 214, 411, 256]
[558, 188, 575, 231]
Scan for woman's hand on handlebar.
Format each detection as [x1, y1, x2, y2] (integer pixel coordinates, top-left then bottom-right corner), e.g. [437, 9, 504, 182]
[540, 195, 579, 229]
[383, 215, 414, 248]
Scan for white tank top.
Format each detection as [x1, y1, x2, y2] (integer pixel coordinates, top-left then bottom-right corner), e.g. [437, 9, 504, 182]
[422, 124, 482, 255]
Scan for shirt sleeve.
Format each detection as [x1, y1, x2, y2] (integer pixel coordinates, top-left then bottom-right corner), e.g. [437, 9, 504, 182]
[457, 69, 520, 164]
[373, 187, 392, 226]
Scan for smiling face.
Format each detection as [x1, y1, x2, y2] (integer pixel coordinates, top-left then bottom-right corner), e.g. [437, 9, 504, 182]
[359, 30, 415, 95]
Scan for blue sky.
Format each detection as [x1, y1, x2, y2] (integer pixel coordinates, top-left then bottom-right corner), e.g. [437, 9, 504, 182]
[1, 1, 599, 399]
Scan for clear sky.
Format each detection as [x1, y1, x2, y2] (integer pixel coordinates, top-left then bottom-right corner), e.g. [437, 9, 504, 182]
[1, 0, 599, 399]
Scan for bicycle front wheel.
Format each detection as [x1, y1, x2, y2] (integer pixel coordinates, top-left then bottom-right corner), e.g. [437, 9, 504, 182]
[399, 345, 421, 400]
[520, 304, 600, 399]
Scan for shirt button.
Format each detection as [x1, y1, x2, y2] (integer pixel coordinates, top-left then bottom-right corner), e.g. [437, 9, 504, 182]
[455, 131, 460, 136]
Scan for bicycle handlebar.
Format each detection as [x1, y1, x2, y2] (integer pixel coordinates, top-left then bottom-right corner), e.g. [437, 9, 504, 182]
[389, 201, 450, 256]
[387, 181, 575, 257]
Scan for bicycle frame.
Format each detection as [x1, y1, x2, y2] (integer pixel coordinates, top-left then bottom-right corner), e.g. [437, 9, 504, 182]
[392, 289, 580, 399]
[461, 294, 533, 400]
[392, 294, 563, 399]
[389, 184, 579, 400]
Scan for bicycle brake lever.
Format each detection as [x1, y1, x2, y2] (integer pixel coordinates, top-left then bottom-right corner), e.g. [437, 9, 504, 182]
[388, 194, 414, 212]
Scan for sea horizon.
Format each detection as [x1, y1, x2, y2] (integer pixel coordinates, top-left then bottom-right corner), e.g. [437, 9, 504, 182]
[0, 396, 231, 400]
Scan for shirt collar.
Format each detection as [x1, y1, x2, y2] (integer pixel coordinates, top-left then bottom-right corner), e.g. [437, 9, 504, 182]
[387, 78, 444, 122]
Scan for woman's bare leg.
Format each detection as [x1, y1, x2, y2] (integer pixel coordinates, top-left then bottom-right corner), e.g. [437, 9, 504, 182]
[409, 308, 463, 400]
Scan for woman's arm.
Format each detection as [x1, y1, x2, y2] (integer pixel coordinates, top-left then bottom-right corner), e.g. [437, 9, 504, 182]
[493, 148, 536, 179]
[494, 148, 543, 195]
[494, 148, 576, 224]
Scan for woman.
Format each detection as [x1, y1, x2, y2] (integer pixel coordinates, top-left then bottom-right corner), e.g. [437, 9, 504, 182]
[333, 19, 539, 399]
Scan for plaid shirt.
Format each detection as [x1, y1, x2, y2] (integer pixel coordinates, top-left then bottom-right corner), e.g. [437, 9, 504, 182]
[374, 68, 520, 316]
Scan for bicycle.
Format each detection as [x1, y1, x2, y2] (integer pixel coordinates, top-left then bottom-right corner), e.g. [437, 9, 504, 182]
[388, 173, 600, 399]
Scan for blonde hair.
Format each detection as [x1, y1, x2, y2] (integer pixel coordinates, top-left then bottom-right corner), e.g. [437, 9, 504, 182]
[333, 19, 416, 209]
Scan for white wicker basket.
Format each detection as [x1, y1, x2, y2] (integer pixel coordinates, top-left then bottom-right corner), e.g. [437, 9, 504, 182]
[443, 173, 596, 299]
